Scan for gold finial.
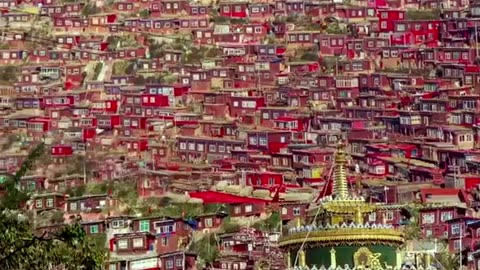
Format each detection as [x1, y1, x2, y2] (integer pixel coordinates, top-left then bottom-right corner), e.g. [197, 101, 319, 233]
[333, 141, 349, 199]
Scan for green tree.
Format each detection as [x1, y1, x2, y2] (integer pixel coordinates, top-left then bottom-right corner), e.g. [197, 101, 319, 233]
[1, 143, 45, 210]
[191, 233, 218, 268]
[81, 3, 100, 16]
[93, 62, 103, 80]
[219, 217, 240, 233]
[0, 212, 105, 269]
[0, 66, 18, 84]
[0, 143, 106, 269]
[252, 212, 281, 232]
[406, 9, 441, 20]
[402, 204, 422, 240]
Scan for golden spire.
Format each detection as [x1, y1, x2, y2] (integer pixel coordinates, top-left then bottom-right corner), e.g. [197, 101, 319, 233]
[332, 141, 349, 199]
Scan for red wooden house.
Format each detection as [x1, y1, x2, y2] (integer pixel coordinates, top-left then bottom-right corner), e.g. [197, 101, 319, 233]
[30, 193, 66, 213]
[245, 171, 284, 187]
[246, 130, 292, 154]
[113, 1, 139, 12]
[248, 3, 275, 20]
[66, 194, 110, 213]
[27, 117, 53, 139]
[446, 217, 480, 253]
[53, 17, 89, 30]
[229, 96, 266, 120]
[279, 202, 309, 222]
[218, 0, 249, 18]
[375, 9, 406, 33]
[0, 49, 23, 64]
[51, 144, 74, 164]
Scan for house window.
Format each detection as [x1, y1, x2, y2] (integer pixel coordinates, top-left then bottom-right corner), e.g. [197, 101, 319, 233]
[268, 178, 275, 185]
[249, 137, 257, 145]
[117, 239, 128, 249]
[425, 229, 433, 238]
[140, 220, 150, 232]
[162, 237, 168, 246]
[197, 144, 204, 152]
[245, 205, 253, 213]
[218, 145, 225, 153]
[180, 142, 187, 150]
[205, 218, 213, 228]
[422, 213, 435, 224]
[35, 199, 43, 208]
[208, 144, 216, 152]
[385, 211, 394, 221]
[451, 224, 461, 235]
[166, 260, 174, 269]
[188, 142, 195, 151]
[133, 238, 144, 248]
[259, 137, 267, 146]
[368, 212, 376, 222]
[112, 220, 124, 228]
[441, 211, 453, 222]
[293, 207, 301, 216]
[454, 240, 461, 250]
[90, 225, 99, 234]
[176, 258, 183, 267]
[46, 198, 54, 208]
[70, 202, 77, 211]
[234, 206, 241, 214]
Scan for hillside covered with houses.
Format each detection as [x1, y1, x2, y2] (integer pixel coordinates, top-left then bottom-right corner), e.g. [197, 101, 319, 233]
[3, 0, 480, 269]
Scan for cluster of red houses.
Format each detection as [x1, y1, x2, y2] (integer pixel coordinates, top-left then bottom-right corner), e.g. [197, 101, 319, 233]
[3, 0, 480, 268]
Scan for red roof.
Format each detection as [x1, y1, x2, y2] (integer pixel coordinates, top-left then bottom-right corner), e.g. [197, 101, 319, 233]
[189, 191, 271, 204]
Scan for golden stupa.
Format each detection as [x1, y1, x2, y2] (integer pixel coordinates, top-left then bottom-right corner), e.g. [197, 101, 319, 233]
[279, 142, 406, 270]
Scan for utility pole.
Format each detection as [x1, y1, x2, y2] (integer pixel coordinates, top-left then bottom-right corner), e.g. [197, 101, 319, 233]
[459, 228, 463, 270]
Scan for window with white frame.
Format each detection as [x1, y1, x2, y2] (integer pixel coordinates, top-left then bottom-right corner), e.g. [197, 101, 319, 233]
[249, 137, 257, 145]
[259, 137, 267, 146]
[422, 213, 435, 224]
[166, 260, 173, 269]
[197, 143, 204, 152]
[205, 218, 213, 227]
[35, 199, 43, 208]
[45, 198, 54, 207]
[112, 220, 124, 228]
[293, 207, 301, 216]
[454, 240, 461, 250]
[245, 205, 252, 213]
[208, 144, 216, 152]
[117, 239, 128, 249]
[179, 142, 187, 150]
[218, 145, 225, 152]
[441, 211, 453, 222]
[176, 259, 183, 267]
[241, 101, 256, 108]
[368, 212, 376, 222]
[451, 224, 461, 234]
[133, 238, 144, 248]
